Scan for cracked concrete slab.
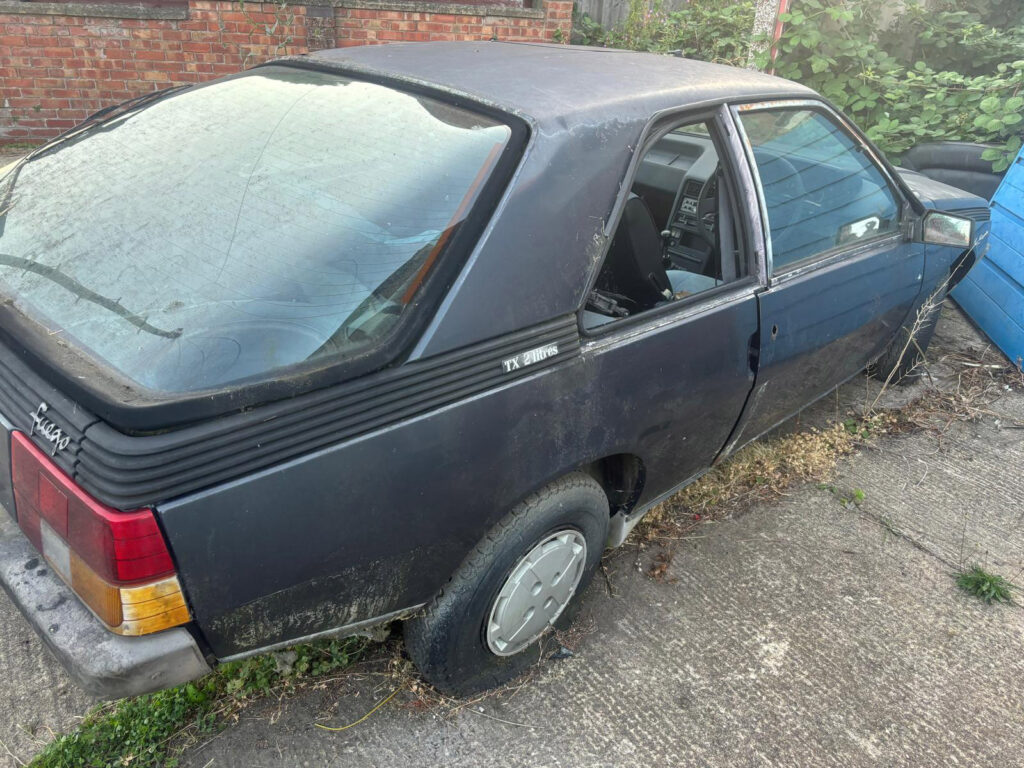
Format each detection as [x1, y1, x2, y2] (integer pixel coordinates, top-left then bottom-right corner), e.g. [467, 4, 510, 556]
[837, 395, 1024, 574]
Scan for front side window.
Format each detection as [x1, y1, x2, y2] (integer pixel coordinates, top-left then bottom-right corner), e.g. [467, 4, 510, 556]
[0, 66, 511, 393]
[738, 107, 900, 271]
[584, 118, 746, 330]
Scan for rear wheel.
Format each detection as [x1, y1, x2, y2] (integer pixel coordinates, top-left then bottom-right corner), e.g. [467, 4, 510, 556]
[404, 472, 609, 696]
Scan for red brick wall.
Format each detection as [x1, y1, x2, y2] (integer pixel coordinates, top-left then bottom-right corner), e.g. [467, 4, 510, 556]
[334, 5, 571, 46]
[0, 0, 572, 144]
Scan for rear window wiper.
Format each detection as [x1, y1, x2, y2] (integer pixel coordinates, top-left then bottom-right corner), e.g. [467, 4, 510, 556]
[0, 85, 191, 221]
[76, 84, 191, 133]
[20, 85, 192, 166]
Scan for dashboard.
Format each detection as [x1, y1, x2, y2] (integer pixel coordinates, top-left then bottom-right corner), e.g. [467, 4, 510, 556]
[633, 130, 721, 276]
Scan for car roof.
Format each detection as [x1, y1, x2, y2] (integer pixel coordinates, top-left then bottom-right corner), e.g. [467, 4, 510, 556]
[302, 42, 816, 129]
[290, 43, 817, 360]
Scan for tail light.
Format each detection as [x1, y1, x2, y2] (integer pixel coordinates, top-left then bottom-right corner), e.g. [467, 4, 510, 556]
[11, 432, 190, 636]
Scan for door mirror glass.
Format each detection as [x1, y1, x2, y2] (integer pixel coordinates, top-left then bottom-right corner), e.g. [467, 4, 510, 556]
[922, 211, 973, 248]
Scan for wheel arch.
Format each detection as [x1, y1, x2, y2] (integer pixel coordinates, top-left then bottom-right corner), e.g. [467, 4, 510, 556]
[580, 452, 646, 517]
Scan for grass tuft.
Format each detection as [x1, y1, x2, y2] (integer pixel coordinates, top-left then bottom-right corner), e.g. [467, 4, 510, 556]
[29, 636, 368, 768]
[956, 566, 1015, 605]
[642, 416, 887, 535]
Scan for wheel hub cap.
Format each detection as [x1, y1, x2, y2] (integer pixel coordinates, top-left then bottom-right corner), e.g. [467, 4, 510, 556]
[486, 529, 587, 656]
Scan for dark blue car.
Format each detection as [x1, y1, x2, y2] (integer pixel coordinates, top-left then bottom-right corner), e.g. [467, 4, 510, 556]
[0, 42, 988, 698]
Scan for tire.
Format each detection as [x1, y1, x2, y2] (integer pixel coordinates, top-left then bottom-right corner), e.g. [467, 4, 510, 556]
[901, 141, 1004, 199]
[404, 472, 609, 697]
[870, 299, 941, 385]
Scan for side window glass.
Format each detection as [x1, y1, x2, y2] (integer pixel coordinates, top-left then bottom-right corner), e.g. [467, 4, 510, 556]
[584, 119, 746, 330]
[738, 108, 900, 271]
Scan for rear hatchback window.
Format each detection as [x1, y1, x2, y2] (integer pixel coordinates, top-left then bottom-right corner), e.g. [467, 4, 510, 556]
[0, 66, 511, 393]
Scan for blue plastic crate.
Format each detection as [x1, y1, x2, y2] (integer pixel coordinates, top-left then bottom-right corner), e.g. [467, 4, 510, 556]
[952, 147, 1024, 368]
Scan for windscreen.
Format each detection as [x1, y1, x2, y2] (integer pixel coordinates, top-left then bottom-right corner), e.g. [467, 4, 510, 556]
[0, 66, 511, 393]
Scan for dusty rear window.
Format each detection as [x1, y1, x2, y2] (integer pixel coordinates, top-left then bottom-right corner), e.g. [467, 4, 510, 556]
[0, 66, 511, 393]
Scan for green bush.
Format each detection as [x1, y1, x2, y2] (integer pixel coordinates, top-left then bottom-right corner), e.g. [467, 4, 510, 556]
[575, 0, 1024, 170]
[770, 0, 1024, 170]
[606, 0, 755, 66]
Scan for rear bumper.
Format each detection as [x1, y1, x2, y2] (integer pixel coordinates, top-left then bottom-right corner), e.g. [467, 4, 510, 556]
[0, 508, 211, 699]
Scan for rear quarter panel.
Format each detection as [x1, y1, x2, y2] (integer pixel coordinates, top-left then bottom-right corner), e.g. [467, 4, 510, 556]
[159, 298, 756, 658]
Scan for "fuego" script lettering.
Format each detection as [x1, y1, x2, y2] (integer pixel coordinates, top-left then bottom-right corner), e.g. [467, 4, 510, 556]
[29, 402, 71, 455]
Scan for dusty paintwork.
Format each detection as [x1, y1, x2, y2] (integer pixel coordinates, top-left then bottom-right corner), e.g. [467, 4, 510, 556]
[206, 551, 419, 655]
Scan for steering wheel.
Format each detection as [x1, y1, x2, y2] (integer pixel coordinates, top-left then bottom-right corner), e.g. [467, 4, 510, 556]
[753, 150, 807, 235]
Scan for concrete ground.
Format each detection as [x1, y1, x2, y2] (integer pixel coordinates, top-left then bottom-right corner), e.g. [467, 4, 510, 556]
[1, 305, 1023, 766]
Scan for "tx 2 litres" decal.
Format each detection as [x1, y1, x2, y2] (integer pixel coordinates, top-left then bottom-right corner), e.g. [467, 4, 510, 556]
[501, 344, 559, 374]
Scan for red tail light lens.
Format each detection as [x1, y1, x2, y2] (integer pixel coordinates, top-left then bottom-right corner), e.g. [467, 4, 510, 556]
[11, 432, 189, 635]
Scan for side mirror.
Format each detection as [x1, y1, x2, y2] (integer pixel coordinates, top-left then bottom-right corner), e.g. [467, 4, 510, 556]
[922, 211, 973, 248]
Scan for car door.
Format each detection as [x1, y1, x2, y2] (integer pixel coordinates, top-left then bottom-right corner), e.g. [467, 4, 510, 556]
[579, 107, 761, 501]
[722, 101, 925, 451]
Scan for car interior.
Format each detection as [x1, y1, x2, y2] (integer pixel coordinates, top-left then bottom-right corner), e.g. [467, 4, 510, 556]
[584, 120, 745, 330]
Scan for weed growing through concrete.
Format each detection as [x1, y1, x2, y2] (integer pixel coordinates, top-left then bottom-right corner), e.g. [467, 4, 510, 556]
[28, 637, 368, 768]
[819, 483, 866, 508]
[956, 565, 1015, 605]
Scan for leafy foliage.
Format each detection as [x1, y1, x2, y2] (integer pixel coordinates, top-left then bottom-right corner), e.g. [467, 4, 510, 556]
[574, 0, 754, 66]
[956, 565, 1015, 604]
[30, 637, 367, 768]
[575, 0, 1024, 171]
[769, 0, 1024, 171]
[881, 3, 1024, 76]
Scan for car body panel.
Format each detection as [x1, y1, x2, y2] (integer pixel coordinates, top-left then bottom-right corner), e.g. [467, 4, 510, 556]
[726, 237, 925, 450]
[159, 288, 758, 656]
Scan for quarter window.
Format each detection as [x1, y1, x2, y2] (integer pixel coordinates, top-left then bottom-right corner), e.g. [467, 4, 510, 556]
[738, 107, 900, 271]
